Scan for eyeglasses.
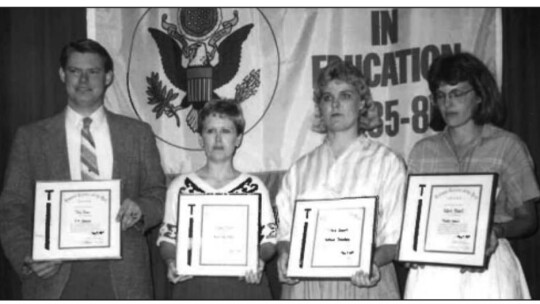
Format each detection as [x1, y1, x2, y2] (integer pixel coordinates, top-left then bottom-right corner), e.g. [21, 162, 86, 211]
[432, 88, 475, 104]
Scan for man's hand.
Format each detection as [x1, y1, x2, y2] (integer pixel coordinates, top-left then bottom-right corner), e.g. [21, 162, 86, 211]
[116, 198, 142, 230]
[23, 256, 62, 279]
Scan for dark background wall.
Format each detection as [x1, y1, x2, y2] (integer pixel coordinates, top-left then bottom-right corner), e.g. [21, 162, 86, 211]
[0, 8, 86, 299]
[1, 7, 540, 299]
[502, 9, 540, 299]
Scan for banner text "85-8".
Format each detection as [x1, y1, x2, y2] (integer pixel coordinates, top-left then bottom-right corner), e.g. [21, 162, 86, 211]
[368, 95, 430, 138]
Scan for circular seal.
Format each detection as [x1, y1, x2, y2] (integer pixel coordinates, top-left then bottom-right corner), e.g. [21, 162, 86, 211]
[178, 8, 222, 41]
[127, 8, 280, 151]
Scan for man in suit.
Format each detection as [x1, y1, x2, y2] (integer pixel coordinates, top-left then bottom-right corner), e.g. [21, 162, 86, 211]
[0, 39, 166, 299]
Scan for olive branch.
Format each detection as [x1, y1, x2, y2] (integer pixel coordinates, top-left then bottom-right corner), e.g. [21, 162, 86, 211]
[235, 69, 261, 103]
[146, 72, 182, 127]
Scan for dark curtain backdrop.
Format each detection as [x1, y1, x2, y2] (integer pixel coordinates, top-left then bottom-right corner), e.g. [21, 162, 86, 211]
[502, 8, 540, 300]
[1, 7, 540, 300]
[0, 8, 86, 299]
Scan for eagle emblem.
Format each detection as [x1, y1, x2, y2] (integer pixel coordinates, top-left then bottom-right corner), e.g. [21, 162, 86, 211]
[145, 8, 261, 132]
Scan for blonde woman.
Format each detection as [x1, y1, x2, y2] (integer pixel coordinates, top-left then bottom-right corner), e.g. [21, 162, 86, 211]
[158, 100, 277, 299]
[276, 59, 406, 299]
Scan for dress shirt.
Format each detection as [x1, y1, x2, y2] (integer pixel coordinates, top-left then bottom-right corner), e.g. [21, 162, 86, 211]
[65, 105, 113, 180]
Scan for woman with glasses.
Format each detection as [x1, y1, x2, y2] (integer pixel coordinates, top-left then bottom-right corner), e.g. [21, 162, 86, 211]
[404, 52, 538, 299]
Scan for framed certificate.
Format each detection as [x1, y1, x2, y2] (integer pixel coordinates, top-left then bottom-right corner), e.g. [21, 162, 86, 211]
[398, 173, 497, 268]
[176, 193, 260, 277]
[287, 197, 377, 278]
[32, 180, 122, 261]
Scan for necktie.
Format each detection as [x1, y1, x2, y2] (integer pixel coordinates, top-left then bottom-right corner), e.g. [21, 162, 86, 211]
[81, 117, 99, 180]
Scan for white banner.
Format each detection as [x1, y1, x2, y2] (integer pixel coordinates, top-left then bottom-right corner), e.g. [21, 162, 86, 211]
[88, 8, 501, 174]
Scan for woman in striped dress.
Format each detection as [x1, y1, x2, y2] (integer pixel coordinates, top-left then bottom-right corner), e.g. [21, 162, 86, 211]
[275, 59, 407, 299]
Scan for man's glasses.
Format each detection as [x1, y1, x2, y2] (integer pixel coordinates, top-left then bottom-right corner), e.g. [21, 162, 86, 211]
[431, 88, 475, 104]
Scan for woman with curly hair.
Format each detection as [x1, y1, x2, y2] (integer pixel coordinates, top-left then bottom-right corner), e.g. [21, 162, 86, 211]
[275, 59, 406, 299]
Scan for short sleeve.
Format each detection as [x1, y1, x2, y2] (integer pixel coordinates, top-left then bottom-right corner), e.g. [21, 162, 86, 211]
[407, 140, 429, 174]
[253, 176, 277, 245]
[499, 137, 540, 213]
[275, 166, 297, 243]
[376, 152, 407, 246]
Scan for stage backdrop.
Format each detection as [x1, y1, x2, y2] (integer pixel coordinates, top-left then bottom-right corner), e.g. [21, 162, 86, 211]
[88, 8, 501, 174]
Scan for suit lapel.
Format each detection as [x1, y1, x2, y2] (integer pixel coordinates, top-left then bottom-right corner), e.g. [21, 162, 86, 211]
[42, 111, 71, 180]
[106, 111, 124, 180]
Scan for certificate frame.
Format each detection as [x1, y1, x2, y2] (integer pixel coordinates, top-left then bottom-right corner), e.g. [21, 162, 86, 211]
[287, 196, 378, 278]
[32, 180, 122, 261]
[398, 173, 497, 268]
[176, 193, 260, 277]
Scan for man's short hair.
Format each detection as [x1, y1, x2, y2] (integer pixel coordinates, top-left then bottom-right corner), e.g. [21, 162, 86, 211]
[59, 38, 114, 72]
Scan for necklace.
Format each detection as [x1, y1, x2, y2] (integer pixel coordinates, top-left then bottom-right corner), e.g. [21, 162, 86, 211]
[446, 126, 483, 173]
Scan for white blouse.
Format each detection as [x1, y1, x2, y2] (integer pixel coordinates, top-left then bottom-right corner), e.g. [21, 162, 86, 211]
[158, 172, 277, 246]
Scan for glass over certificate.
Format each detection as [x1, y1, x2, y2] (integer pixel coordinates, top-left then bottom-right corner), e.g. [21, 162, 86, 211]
[176, 194, 260, 276]
[59, 190, 112, 249]
[287, 197, 377, 278]
[199, 205, 249, 266]
[424, 186, 481, 253]
[311, 208, 364, 267]
[398, 173, 497, 268]
[32, 180, 121, 261]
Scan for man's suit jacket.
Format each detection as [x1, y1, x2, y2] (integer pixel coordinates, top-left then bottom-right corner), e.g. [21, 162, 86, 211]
[0, 109, 166, 299]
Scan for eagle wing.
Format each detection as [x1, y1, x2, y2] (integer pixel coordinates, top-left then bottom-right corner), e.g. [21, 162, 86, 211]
[213, 24, 254, 89]
[148, 28, 187, 91]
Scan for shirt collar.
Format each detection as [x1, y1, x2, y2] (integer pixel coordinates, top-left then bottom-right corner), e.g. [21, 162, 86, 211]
[66, 105, 106, 129]
[322, 133, 368, 157]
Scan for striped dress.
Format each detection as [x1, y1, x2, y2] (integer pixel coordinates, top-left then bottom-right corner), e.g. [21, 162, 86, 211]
[276, 134, 406, 299]
[404, 124, 539, 299]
